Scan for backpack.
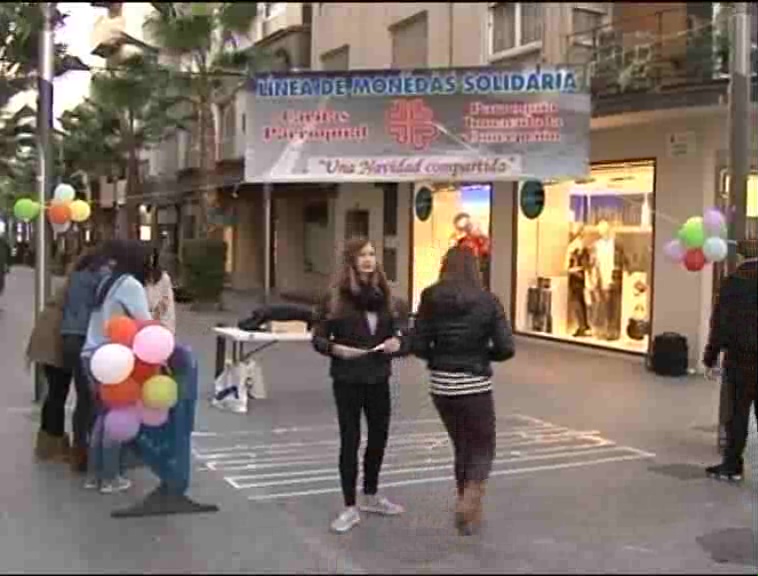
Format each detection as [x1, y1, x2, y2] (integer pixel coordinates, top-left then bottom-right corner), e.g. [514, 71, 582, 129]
[649, 332, 689, 377]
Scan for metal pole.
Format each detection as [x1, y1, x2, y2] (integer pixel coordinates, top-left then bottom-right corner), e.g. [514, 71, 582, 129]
[263, 182, 272, 304]
[34, 2, 55, 403]
[727, 2, 751, 274]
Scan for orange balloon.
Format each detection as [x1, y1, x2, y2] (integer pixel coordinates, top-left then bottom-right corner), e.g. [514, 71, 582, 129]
[131, 359, 160, 384]
[48, 202, 72, 225]
[100, 379, 141, 409]
[106, 315, 139, 347]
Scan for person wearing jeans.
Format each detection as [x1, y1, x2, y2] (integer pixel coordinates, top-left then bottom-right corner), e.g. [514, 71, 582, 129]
[82, 240, 153, 494]
[312, 237, 410, 534]
[412, 246, 515, 535]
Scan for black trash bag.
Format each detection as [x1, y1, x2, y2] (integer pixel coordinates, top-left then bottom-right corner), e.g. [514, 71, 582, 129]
[238, 303, 315, 331]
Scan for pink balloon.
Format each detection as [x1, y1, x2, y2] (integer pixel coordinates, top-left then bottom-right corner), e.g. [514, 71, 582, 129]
[703, 208, 727, 238]
[104, 406, 141, 443]
[140, 405, 169, 427]
[132, 325, 175, 365]
[663, 239, 686, 263]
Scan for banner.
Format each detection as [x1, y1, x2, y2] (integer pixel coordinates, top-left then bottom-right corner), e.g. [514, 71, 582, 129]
[244, 68, 590, 183]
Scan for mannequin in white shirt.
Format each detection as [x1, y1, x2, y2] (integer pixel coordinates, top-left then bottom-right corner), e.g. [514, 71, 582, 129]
[593, 220, 625, 340]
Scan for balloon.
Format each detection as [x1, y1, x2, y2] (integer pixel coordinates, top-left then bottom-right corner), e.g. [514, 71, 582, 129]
[100, 378, 141, 409]
[53, 183, 76, 203]
[684, 248, 706, 272]
[103, 406, 141, 443]
[51, 221, 71, 235]
[703, 208, 727, 239]
[137, 319, 162, 330]
[105, 315, 139, 347]
[48, 202, 72, 225]
[678, 217, 706, 249]
[69, 199, 91, 223]
[13, 199, 40, 222]
[142, 375, 179, 410]
[139, 405, 169, 427]
[663, 239, 686, 263]
[702, 236, 729, 263]
[131, 359, 161, 384]
[90, 343, 135, 385]
[133, 325, 175, 365]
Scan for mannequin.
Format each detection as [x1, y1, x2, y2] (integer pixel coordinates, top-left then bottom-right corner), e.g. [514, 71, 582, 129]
[594, 220, 627, 341]
[565, 226, 591, 337]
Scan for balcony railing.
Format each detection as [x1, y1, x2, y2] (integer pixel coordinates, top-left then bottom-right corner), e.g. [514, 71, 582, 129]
[561, 6, 755, 98]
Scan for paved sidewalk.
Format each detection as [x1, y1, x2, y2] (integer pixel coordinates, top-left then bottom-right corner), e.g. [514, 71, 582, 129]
[1, 267, 755, 573]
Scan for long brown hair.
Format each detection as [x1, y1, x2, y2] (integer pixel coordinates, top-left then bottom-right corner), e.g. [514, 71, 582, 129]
[439, 246, 483, 289]
[329, 237, 392, 317]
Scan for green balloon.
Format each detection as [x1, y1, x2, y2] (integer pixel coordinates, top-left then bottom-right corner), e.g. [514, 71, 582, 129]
[678, 216, 705, 249]
[13, 198, 40, 222]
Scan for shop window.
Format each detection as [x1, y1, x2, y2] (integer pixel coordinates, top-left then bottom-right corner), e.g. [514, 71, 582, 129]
[411, 183, 492, 311]
[304, 201, 330, 275]
[489, 3, 543, 58]
[514, 161, 655, 353]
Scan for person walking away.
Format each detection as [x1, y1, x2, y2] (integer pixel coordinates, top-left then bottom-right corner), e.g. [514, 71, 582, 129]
[704, 239, 758, 482]
[82, 240, 153, 494]
[411, 246, 515, 535]
[312, 238, 410, 534]
[60, 246, 112, 473]
[26, 280, 72, 461]
[145, 248, 176, 333]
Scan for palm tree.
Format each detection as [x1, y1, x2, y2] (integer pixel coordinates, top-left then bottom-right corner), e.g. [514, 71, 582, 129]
[144, 2, 265, 238]
[60, 53, 186, 238]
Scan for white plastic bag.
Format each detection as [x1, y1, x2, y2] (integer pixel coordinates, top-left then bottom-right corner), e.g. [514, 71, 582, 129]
[211, 360, 249, 414]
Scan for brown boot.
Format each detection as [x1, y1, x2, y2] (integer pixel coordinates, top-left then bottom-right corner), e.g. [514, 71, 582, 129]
[69, 446, 88, 474]
[458, 482, 486, 536]
[51, 434, 71, 463]
[35, 430, 56, 461]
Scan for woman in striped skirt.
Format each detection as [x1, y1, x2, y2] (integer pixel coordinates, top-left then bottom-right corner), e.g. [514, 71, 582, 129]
[411, 246, 515, 535]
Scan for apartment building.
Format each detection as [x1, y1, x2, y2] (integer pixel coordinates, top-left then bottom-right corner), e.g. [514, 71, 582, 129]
[262, 2, 757, 367]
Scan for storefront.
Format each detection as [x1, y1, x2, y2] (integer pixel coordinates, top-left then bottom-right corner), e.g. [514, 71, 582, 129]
[513, 160, 655, 353]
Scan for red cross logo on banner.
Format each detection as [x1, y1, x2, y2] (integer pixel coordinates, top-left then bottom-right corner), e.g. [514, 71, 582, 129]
[385, 98, 439, 151]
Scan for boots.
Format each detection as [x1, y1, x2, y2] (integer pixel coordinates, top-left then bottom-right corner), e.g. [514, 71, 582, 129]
[35, 430, 71, 462]
[69, 446, 88, 474]
[458, 481, 486, 536]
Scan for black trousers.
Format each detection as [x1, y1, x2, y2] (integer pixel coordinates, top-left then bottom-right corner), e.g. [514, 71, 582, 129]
[432, 391, 496, 494]
[724, 367, 757, 469]
[569, 280, 590, 332]
[332, 380, 391, 507]
[62, 335, 94, 449]
[41, 365, 72, 438]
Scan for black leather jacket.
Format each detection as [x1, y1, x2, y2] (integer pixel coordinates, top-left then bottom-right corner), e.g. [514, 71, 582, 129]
[411, 281, 515, 377]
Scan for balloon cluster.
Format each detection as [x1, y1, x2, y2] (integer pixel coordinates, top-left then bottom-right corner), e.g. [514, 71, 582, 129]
[90, 317, 178, 444]
[12, 183, 92, 234]
[664, 208, 728, 272]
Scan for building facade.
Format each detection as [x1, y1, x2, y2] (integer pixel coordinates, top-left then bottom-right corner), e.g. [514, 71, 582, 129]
[264, 2, 757, 368]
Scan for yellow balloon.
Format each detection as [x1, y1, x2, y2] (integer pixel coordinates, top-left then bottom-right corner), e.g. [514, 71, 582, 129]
[142, 375, 179, 410]
[69, 200, 91, 223]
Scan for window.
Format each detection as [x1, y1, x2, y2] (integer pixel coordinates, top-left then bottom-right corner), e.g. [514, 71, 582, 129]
[219, 101, 237, 159]
[489, 3, 544, 57]
[391, 12, 429, 69]
[573, 6, 605, 47]
[321, 46, 350, 71]
[345, 210, 369, 240]
[262, 3, 285, 19]
[514, 161, 656, 354]
[304, 201, 331, 275]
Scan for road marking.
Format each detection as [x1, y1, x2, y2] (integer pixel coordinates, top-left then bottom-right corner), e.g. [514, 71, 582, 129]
[191, 415, 656, 502]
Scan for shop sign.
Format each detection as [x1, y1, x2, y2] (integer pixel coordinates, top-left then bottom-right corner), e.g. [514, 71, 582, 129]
[245, 68, 590, 183]
[415, 186, 433, 221]
[666, 131, 696, 158]
[520, 180, 545, 219]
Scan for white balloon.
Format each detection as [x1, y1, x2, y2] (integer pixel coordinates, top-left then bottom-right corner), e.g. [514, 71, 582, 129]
[702, 236, 729, 263]
[53, 183, 76, 203]
[90, 343, 136, 385]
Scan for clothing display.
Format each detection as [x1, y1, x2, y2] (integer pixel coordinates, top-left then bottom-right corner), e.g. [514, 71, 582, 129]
[527, 278, 553, 334]
[567, 245, 591, 337]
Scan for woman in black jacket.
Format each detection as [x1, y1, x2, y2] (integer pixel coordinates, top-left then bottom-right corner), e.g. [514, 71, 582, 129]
[312, 237, 410, 534]
[412, 246, 515, 535]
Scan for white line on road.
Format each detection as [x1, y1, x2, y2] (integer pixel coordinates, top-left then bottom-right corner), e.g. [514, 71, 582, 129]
[246, 452, 655, 501]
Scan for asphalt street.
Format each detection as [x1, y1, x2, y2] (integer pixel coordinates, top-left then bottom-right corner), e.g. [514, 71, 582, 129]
[0, 267, 755, 573]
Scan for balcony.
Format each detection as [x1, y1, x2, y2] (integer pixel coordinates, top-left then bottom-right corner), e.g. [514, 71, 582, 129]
[561, 5, 758, 117]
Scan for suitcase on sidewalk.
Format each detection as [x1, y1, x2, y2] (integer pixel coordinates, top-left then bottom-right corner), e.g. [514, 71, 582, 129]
[648, 332, 688, 377]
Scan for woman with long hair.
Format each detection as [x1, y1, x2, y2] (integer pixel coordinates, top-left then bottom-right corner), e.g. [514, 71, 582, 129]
[312, 237, 410, 534]
[82, 240, 153, 494]
[411, 246, 515, 535]
[145, 247, 176, 333]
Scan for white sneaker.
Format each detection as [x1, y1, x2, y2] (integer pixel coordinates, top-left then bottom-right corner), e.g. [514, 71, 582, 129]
[330, 507, 360, 534]
[359, 494, 404, 516]
[99, 476, 131, 494]
[83, 477, 99, 491]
